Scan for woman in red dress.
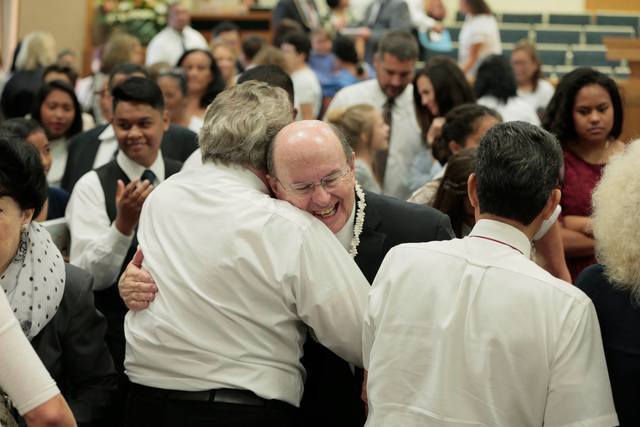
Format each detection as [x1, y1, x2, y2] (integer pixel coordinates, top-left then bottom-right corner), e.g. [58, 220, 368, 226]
[543, 68, 625, 282]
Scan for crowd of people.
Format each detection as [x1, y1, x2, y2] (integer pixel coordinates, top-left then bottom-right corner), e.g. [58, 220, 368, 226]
[0, 0, 638, 426]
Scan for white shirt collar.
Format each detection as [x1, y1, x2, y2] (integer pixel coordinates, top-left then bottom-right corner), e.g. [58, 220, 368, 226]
[99, 124, 115, 141]
[204, 162, 270, 195]
[468, 219, 532, 258]
[335, 196, 357, 251]
[116, 150, 165, 185]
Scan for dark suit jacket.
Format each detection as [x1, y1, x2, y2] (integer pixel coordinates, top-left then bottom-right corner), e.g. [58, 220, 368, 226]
[29, 264, 118, 427]
[299, 190, 453, 427]
[272, 0, 320, 32]
[361, 0, 413, 63]
[61, 124, 197, 192]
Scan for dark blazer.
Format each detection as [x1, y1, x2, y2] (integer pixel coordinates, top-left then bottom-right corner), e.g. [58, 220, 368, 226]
[576, 264, 640, 427]
[361, 0, 413, 63]
[272, 0, 321, 32]
[61, 124, 197, 192]
[299, 190, 454, 427]
[29, 264, 118, 427]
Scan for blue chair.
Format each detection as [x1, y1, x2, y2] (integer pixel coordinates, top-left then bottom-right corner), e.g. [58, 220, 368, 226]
[585, 29, 634, 45]
[535, 29, 581, 44]
[549, 14, 592, 25]
[502, 13, 543, 24]
[572, 50, 620, 67]
[538, 49, 568, 66]
[595, 15, 640, 35]
[500, 28, 530, 43]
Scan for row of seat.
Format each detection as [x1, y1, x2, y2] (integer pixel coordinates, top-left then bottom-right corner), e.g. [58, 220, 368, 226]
[454, 11, 640, 34]
[448, 24, 635, 46]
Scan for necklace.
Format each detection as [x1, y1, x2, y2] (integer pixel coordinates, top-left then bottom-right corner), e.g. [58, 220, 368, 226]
[349, 182, 366, 258]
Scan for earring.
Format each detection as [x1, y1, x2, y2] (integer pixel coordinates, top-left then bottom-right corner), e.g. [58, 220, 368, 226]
[14, 225, 29, 264]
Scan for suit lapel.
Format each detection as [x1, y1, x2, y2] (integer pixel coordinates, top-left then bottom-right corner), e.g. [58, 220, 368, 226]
[354, 190, 386, 284]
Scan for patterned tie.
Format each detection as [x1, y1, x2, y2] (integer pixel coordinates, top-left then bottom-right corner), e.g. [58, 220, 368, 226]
[140, 169, 157, 184]
[374, 97, 394, 184]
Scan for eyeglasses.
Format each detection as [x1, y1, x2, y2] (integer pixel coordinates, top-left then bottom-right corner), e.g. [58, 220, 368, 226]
[276, 165, 352, 197]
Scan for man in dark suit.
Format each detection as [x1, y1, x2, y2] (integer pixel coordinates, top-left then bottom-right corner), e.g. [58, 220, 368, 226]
[61, 63, 197, 192]
[265, 120, 453, 426]
[272, 0, 323, 33]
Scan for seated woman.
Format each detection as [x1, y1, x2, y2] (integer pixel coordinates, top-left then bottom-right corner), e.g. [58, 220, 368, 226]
[326, 104, 389, 193]
[510, 40, 554, 117]
[177, 49, 226, 118]
[31, 80, 83, 187]
[156, 68, 204, 133]
[576, 139, 640, 426]
[0, 118, 68, 220]
[0, 134, 117, 426]
[543, 67, 625, 281]
[475, 54, 540, 125]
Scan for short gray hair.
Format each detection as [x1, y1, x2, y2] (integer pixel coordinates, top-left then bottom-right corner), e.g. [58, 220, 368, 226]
[199, 81, 293, 169]
[375, 31, 419, 62]
[266, 122, 353, 177]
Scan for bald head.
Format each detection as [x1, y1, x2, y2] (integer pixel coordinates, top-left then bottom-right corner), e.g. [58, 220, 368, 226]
[267, 120, 353, 177]
[267, 120, 356, 234]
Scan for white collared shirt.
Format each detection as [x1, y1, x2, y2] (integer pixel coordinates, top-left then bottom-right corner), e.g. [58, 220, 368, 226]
[145, 26, 208, 66]
[47, 137, 68, 187]
[66, 151, 165, 291]
[124, 162, 369, 406]
[93, 124, 118, 169]
[326, 79, 428, 200]
[335, 200, 357, 251]
[364, 219, 618, 427]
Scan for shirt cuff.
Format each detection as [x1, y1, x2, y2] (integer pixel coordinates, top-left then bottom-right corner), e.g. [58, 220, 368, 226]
[108, 223, 136, 254]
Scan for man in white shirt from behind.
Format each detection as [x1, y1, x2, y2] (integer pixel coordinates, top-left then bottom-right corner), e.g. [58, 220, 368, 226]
[364, 121, 618, 427]
[145, 1, 208, 66]
[122, 81, 369, 426]
[326, 31, 433, 200]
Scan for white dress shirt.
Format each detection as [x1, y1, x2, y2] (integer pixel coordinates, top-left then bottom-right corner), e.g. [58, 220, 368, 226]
[458, 14, 502, 76]
[0, 291, 59, 414]
[145, 26, 208, 66]
[291, 66, 322, 120]
[66, 151, 166, 291]
[363, 219, 618, 427]
[326, 79, 427, 200]
[92, 124, 118, 169]
[125, 162, 369, 406]
[478, 95, 541, 126]
[404, 0, 437, 32]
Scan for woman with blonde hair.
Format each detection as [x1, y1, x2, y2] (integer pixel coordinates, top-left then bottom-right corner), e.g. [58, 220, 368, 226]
[326, 104, 389, 193]
[1, 32, 57, 118]
[510, 40, 554, 115]
[576, 140, 640, 426]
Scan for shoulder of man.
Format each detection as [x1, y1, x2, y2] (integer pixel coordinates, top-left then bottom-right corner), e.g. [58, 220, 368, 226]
[365, 190, 454, 241]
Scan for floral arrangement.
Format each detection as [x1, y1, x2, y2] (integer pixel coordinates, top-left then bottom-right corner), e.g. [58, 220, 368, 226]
[95, 0, 173, 45]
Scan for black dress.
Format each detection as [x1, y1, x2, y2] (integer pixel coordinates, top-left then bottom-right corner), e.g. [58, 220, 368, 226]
[576, 264, 640, 426]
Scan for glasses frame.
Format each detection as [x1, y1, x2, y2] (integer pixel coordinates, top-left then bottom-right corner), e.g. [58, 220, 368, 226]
[275, 164, 353, 197]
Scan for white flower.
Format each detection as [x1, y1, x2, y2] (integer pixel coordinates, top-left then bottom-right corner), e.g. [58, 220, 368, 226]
[349, 182, 366, 258]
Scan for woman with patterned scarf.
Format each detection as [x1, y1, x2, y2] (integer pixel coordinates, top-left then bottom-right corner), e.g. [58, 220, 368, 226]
[0, 132, 118, 426]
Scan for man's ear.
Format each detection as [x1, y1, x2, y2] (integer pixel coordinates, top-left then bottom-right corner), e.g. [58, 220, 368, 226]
[449, 140, 463, 154]
[266, 174, 279, 195]
[467, 173, 479, 209]
[162, 109, 170, 131]
[542, 188, 561, 220]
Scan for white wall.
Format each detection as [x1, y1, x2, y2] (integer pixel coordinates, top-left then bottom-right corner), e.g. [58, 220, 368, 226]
[442, 0, 586, 16]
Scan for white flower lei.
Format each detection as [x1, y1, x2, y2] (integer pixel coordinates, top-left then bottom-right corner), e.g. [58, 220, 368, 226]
[349, 182, 366, 258]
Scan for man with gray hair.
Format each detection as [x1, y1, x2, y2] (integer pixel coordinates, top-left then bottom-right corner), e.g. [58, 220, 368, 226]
[326, 31, 434, 200]
[122, 81, 370, 426]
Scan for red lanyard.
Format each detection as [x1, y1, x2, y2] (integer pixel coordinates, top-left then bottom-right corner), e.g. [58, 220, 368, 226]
[469, 235, 525, 255]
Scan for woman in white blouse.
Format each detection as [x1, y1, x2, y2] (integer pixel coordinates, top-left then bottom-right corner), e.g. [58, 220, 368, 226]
[510, 40, 555, 117]
[458, 0, 501, 77]
[475, 54, 540, 125]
